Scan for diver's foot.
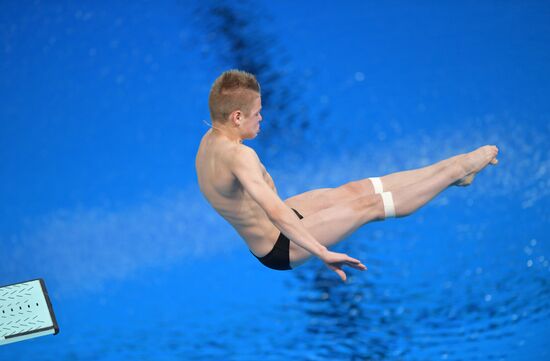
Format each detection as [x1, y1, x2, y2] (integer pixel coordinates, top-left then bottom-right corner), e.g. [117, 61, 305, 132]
[453, 145, 499, 187]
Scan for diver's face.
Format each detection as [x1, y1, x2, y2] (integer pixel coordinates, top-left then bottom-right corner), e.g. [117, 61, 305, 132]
[240, 96, 262, 139]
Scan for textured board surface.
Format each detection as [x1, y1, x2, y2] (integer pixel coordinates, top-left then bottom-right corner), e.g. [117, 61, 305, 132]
[0, 279, 59, 346]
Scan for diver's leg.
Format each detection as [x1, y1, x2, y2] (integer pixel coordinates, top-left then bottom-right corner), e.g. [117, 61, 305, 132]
[378, 154, 464, 191]
[284, 154, 462, 216]
[289, 145, 499, 267]
[289, 161, 463, 267]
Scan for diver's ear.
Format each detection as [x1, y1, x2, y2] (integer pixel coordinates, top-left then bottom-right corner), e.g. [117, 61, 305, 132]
[229, 110, 241, 126]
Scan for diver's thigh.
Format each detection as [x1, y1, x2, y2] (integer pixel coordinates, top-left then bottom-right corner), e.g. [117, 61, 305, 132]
[283, 188, 333, 216]
[284, 183, 362, 217]
[289, 194, 383, 267]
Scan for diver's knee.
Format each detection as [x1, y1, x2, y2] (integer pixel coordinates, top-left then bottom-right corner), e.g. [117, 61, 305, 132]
[343, 180, 365, 197]
[355, 194, 385, 222]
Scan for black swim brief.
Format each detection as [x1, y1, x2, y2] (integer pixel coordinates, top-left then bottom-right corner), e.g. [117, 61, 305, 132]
[250, 208, 304, 271]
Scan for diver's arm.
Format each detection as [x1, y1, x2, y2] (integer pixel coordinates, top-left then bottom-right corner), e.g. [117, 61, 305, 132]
[230, 146, 327, 258]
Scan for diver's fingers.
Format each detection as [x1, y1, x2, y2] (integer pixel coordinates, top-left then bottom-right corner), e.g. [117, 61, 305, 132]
[327, 264, 347, 282]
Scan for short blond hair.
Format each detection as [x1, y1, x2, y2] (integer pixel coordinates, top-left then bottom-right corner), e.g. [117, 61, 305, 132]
[208, 69, 261, 123]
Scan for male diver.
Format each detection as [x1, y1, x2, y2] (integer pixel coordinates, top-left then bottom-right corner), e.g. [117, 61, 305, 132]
[195, 70, 499, 282]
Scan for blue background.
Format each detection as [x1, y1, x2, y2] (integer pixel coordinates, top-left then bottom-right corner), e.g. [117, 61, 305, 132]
[1, 1, 549, 360]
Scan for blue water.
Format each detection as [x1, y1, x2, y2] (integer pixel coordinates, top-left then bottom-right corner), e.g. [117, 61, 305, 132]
[1, 1, 549, 360]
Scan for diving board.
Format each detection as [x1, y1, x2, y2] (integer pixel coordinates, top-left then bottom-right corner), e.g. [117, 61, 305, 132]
[0, 279, 59, 346]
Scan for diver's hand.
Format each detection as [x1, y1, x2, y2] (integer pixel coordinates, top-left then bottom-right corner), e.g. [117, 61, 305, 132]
[319, 249, 367, 282]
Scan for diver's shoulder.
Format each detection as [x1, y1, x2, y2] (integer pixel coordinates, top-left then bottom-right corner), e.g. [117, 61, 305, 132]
[233, 143, 260, 161]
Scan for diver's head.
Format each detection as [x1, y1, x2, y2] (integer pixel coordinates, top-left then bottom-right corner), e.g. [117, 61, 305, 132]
[208, 69, 262, 141]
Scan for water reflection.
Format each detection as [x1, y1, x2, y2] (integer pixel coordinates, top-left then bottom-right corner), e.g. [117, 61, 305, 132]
[286, 227, 549, 361]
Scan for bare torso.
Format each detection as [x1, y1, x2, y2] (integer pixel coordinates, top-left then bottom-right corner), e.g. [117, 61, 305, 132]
[195, 129, 280, 257]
